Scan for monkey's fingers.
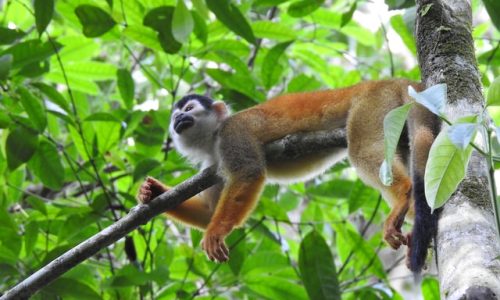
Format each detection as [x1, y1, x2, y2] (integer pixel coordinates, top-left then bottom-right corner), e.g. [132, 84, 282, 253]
[384, 227, 407, 249]
[201, 234, 229, 263]
[137, 183, 153, 204]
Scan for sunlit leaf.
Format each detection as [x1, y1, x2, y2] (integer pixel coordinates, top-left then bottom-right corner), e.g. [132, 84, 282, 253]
[172, 0, 193, 43]
[1, 39, 62, 69]
[75, 5, 116, 37]
[18, 87, 47, 133]
[421, 277, 441, 300]
[299, 231, 340, 300]
[425, 129, 473, 211]
[34, 0, 54, 35]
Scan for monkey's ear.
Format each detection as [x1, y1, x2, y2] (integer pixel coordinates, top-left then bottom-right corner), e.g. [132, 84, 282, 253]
[212, 101, 230, 119]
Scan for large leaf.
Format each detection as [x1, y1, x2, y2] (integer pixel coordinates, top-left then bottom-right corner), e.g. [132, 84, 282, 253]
[18, 87, 47, 133]
[206, 0, 256, 44]
[6, 126, 39, 170]
[261, 41, 293, 89]
[483, 0, 500, 32]
[1, 39, 62, 70]
[447, 123, 477, 150]
[288, 0, 324, 17]
[28, 140, 64, 190]
[34, 0, 54, 35]
[31, 82, 71, 113]
[380, 103, 413, 185]
[75, 5, 116, 37]
[143, 6, 182, 54]
[245, 276, 308, 300]
[172, 0, 193, 43]
[117, 68, 135, 109]
[425, 129, 473, 211]
[299, 231, 340, 300]
[251, 21, 297, 41]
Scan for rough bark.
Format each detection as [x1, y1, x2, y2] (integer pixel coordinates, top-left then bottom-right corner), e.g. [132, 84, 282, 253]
[415, 0, 500, 299]
[0, 129, 346, 300]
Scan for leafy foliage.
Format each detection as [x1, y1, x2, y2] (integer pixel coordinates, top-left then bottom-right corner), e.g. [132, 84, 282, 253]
[0, 0, 498, 299]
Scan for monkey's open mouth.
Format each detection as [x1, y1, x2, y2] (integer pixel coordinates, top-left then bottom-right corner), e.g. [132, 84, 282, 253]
[174, 116, 194, 133]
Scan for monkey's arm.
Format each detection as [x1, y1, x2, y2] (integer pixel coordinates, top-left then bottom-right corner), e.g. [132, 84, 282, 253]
[138, 177, 213, 229]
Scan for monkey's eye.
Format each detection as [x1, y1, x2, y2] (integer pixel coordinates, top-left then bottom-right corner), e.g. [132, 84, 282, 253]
[185, 105, 194, 112]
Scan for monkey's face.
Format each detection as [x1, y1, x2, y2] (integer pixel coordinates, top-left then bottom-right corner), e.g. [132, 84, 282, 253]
[169, 97, 229, 163]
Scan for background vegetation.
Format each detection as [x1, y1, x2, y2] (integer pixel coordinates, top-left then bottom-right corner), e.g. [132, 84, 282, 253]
[0, 0, 498, 299]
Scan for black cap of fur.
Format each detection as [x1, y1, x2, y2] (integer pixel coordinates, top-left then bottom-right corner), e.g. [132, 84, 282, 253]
[175, 94, 214, 110]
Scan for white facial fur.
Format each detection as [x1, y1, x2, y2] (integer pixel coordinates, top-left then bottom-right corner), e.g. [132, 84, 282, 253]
[169, 99, 226, 168]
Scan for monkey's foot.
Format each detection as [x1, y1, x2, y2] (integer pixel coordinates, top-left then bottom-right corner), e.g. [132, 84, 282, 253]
[383, 225, 407, 249]
[201, 232, 229, 262]
[137, 177, 168, 204]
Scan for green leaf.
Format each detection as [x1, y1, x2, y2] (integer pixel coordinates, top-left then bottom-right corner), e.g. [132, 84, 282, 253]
[133, 158, 161, 182]
[1, 39, 62, 70]
[172, 0, 193, 43]
[487, 75, 500, 107]
[299, 231, 340, 300]
[206, 68, 264, 101]
[123, 25, 163, 52]
[287, 74, 322, 93]
[206, 0, 256, 44]
[0, 54, 13, 80]
[408, 84, 446, 116]
[143, 6, 182, 54]
[483, 0, 500, 32]
[448, 123, 477, 150]
[18, 87, 47, 133]
[117, 68, 135, 109]
[44, 277, 100, 300]
[31, 82, 71, 113]
[75, 5, 116, 37]
[0, 27, 25, 45]
[425, 129, 473, 211]
[0, 111, 10, 128]
[28, 140, 64, 190]
[6, 126, 39, 170]
[192, 11, 208, 44]
[34, 0, 54, 35]
[390, 14, 416, 54]
[245, 276, 308, 300]
[261, 41, 293, 89]
[24, 221, 39, 254]
[341, 1, 357, 27]
[380, 103, 413, 185]
[252, 21, 297, 41]
[84, 112, 120, 122]
[288, 0, 324, 17]
[421, 277, 440, 300]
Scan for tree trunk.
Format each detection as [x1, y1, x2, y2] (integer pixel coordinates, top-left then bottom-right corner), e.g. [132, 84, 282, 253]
[415, 0, 500, 299]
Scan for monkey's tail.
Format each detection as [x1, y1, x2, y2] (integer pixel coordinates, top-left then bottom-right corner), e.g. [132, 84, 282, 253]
[407, 113, 441, 274]
[409, 172, 440, 273]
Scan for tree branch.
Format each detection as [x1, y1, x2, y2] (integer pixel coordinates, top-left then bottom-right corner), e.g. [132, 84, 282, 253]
[415, 1, 500, 299]
[0, 129, 347, 300]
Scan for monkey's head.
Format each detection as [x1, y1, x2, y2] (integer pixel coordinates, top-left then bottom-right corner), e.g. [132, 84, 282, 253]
[170, 94, 229, 165]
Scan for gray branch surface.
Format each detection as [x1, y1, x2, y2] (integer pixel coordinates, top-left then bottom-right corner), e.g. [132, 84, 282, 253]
[415, 1, 500, 299]
[0, 129, 347, 300]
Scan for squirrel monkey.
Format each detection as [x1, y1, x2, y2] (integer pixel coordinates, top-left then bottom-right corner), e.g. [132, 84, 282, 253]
[137, 79, 440, 272]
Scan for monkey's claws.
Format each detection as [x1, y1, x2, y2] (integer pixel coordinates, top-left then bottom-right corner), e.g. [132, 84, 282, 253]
[137, 177, 168, 204]
[383, 226, 407, 249]
[201, 233, 229, 263]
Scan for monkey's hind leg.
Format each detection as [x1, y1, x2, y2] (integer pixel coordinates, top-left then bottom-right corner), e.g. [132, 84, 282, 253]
[138, 177, 213, 229]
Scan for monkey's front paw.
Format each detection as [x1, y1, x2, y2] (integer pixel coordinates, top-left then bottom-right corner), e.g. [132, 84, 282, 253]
[137, 177, 168, 204]
[383, 225, 407, 249]
[201, 233, 229, 263]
